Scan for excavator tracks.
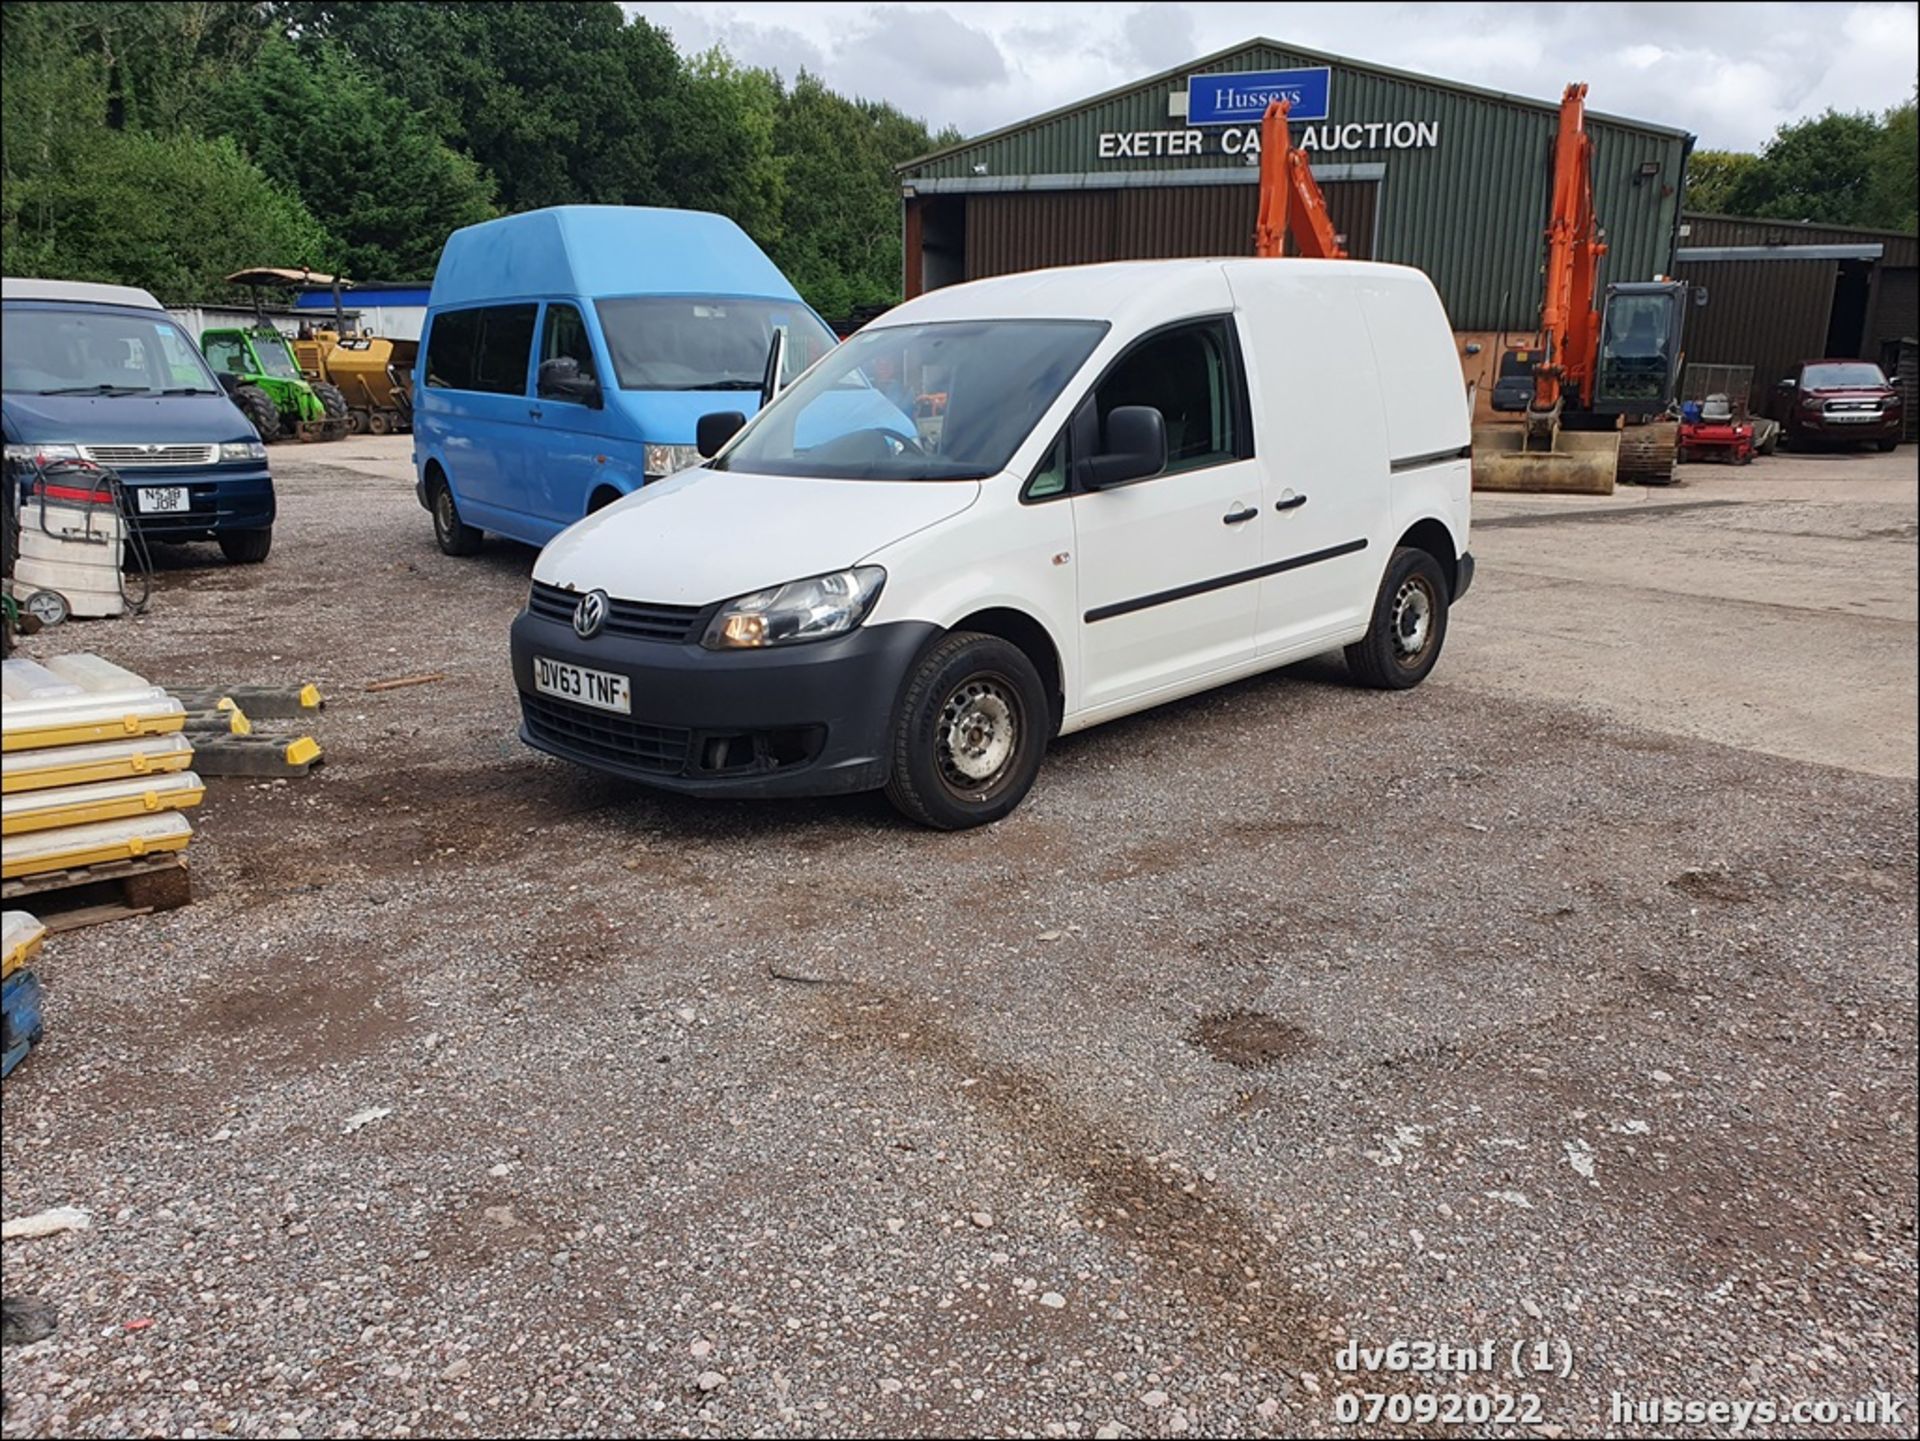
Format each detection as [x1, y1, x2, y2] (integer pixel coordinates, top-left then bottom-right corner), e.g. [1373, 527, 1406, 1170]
[1617, 420, 1679, 486]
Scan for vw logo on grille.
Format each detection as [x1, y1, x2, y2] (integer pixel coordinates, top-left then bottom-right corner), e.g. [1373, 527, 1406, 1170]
[572, 589, 609, 639]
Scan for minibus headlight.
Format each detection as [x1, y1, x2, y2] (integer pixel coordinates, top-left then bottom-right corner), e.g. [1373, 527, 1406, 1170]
[702, 567, 886, 650]
[220, 441, 268, 462]
[4, 444, 81, 467]
[643, 443, 704, 480]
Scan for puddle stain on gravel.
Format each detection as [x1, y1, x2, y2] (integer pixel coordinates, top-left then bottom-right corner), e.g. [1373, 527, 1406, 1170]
[1188, 1010, 1314, 1070]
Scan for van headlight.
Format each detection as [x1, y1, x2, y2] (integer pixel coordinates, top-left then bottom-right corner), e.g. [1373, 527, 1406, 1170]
[702, 566, 886, 650]
[643, 443, 704, 480]
[220, 441, 268, 462]
[4, 444, 81, 467]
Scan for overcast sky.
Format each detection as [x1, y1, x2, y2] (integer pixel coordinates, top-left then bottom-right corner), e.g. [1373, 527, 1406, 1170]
[623, 1, 1918, 152]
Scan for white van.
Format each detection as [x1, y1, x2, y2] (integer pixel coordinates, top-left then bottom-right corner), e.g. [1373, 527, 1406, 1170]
[509, 259, 1473, 829]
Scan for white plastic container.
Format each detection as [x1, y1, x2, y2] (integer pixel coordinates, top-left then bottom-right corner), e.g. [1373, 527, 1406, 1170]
[2, 771, 205, 835]
[42, 654, 152, 693]
[0, 811, 192, 879]
[1, 732, 196, 793]
[0, 659, 84, 703]
[13, 491, 126, 619]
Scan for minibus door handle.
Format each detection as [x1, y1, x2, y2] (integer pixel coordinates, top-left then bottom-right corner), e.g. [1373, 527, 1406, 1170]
[527, 404, 544, 420]
[1275, 492, 1308, 512]
[1222, 505, 1259, 525]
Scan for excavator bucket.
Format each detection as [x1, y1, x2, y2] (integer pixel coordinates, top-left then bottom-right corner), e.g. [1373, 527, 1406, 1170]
[1470, 423, 1618, 494]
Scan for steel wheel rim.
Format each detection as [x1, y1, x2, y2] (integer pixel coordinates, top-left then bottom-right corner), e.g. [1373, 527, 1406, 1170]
[435, 488, 457, 538]
[935, 673, 1022, 801]
[1392, 575, 1435, 665]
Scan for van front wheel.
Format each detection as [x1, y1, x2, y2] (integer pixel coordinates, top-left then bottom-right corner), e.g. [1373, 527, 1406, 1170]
[1345, 546, 1450, 689]
[885, 632, 1047, 830]
[431, 478, 483, 557]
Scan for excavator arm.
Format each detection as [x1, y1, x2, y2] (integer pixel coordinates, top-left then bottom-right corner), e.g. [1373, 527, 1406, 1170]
[1254, 100, 1347, 260]
[1530, 82, 1606, 418]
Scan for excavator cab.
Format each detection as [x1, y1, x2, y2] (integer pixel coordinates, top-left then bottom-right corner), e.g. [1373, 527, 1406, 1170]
[1592, 281, 1691, 415]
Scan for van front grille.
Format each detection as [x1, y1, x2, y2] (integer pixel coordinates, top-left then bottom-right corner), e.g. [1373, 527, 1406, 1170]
[528, 581, 703, 643]
[520, 691, 689, 775]
[80, 443, 217, 468]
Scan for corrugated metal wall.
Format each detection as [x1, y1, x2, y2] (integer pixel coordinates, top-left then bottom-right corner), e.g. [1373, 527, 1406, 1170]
[1667, 257, 1836, 406]
[965, 183, 1377, 280]
[904, 40, 1690, 329]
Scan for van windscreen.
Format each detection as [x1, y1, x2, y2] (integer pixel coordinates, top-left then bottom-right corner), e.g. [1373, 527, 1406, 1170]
[711, 319, 1109, 482]
[594, 297, 837, 392]
[2, 306, 223, 396]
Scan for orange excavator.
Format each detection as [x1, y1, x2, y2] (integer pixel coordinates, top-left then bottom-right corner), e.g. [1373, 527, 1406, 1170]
[1472, 83, 1698, 491]
[1254, 99, 1346, 259]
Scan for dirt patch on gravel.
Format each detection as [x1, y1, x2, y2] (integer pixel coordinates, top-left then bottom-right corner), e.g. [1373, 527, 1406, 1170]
[1188, 1011, 1315, 1070]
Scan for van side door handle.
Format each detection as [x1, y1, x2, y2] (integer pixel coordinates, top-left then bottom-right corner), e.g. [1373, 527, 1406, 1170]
[1222, 505, 1259, 525]
[1274, 492, 1308, 512]
[528, 404, 544, 420]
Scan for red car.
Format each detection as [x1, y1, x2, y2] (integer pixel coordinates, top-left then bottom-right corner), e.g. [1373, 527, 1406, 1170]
[1770, 360, 1904, 451]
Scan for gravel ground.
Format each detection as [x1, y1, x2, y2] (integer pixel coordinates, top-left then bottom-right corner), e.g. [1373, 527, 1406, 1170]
[3, 443, 1915, 1438]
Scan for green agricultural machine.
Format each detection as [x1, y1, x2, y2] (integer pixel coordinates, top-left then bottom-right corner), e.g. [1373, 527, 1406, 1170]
[199, 270, 352, 443]
[200, 323, 348, 443]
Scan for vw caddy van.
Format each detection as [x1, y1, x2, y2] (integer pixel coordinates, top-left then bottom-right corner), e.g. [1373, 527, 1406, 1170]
[414, 206, 839, 554]
[510, 259, 1474, 829]
[3, 278, 276, 562]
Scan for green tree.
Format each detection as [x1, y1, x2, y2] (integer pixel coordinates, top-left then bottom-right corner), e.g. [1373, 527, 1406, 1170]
[1683, 150, 1757, 214]
[1865, 94, 1917, 232]
[771, 75, 945, 318]
[3, 128, 327, 299]
[203, 35, 495, 277]
[281, 2, 682, 212]
[1725, 110, 1887, 225]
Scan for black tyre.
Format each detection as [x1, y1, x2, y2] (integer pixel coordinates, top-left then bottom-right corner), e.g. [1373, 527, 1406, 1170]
[1345, 546, 1451, 690]
[312, 382, 349, 424]
[368, 410, 392, 436]
[1877, 437, 1899, 453]
[218, 527, 273, 564]
[346, 409, 368, 434]
[233, 385, 282, 443]
[431, 476, 483, 557]
[884, 632, 1048, 830]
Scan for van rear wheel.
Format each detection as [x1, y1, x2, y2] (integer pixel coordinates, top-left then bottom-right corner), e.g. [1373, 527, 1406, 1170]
[885, 632, 1047, 830]
[1345, 546, 1450, 689]
[431, 478, 483, 557]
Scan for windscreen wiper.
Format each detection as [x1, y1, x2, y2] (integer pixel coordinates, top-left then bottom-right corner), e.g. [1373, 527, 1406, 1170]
[37, 384, 150, 396]
[160, 387, 220, 396]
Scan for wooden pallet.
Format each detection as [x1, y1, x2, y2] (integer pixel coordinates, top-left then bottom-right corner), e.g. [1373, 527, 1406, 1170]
[0, 853, 191, 932]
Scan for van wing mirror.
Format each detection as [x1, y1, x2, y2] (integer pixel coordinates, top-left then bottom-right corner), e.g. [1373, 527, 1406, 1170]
[760, 328, 790, 409]
[537, 356, 601, 407]
[697, 410, 747, 459]
[1077, 406, 1168, 491]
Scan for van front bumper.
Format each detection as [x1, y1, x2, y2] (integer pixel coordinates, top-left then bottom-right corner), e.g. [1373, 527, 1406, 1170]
[14, 466, 275, 539]
[509, 608, 939, 799]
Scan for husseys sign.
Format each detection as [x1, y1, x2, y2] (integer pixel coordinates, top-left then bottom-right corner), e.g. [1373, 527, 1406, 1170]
[1096, 66, 1441, 160]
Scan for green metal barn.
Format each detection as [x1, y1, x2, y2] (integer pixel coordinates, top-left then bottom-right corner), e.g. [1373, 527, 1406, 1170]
[897, 37, 1695, 336]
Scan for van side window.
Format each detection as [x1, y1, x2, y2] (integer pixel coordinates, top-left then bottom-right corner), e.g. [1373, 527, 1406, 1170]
[425, 308, 479, 390]
[1095, 320, 1246, 474]
[473, 305, 537, 395]
[538, 303, 596, 395]
[426, 304, 536, 394]
[1026, 430, 1071, 500]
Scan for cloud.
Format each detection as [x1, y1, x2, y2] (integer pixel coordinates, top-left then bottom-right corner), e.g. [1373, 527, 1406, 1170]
[622, 1, 1920, 151]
